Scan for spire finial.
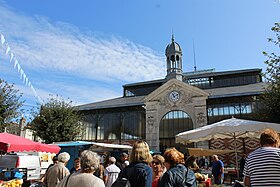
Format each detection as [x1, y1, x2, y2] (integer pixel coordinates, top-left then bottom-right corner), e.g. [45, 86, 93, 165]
[171, 30, 174, 42]
[193, 39, 197, 71]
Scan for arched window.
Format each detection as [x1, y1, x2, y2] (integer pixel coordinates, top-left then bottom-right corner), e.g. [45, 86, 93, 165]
[159, 110, 193, 153]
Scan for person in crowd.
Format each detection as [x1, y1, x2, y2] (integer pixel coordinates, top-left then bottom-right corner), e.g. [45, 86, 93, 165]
[94, 161, 106, 180]
[115, 152, 129, 171]
[43, 152, 70, 187]
[48, 156, 59, 170]
[151, 154, 166, 187]
[239, 154, 246, 179]
[185, 155, 199, 173]
[117, 140, 153, 187]
[57, 150, 105, 187]
[41, 156, 58, 181]
[104, 157, 121, 187]
[198, 156, 209, 168]
[103, 151, 112, 168]
[243, 128, 280, 186]
[158, 147, 196, 187]
[70, 157, 81, 174]
[211, 155, 224, 185]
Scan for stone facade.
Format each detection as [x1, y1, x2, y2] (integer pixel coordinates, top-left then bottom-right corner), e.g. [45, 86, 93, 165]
[144, 78, 209, 151]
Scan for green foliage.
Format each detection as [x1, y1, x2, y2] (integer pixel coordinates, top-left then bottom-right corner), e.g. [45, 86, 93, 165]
[260, 23, 280, 123]
[0, 79, 24, 132]
[31, 95, 83, 143]
[262, 22, 280, 85]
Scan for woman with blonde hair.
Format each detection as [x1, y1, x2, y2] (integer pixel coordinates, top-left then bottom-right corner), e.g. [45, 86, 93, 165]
[151, 154, 165, 187]
[116, 140, 153, 187]
[159, 148, 196, 187]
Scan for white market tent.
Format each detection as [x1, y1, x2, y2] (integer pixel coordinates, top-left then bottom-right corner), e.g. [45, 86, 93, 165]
[176, 117, 280, 144]
[176, 117, 280, 178]
[90, 142, 132, 149]
[55, 141, 132, 150]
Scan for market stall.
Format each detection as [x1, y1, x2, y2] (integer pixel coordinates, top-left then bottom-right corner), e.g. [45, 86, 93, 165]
[0, 133, 60, 153]
[176, 117, 280, 179]
[0, 133, 60, 185]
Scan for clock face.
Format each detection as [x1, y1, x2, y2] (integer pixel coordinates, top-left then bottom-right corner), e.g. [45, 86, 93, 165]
[169, 91, 180, 102]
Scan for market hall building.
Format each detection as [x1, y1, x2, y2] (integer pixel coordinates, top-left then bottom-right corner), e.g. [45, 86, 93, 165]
[77, 36, 267, 162]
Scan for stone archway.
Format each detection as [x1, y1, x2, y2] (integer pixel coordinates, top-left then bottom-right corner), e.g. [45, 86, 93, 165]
[144, 79, 209, 151]
[159, 110, 193, 153]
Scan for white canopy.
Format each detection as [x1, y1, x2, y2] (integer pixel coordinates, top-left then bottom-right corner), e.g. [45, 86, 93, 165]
[176, 117, 280, 144]
[90, 142, 132, 149]
[54, 141, 132, 149]
[176, 117, 280, 178]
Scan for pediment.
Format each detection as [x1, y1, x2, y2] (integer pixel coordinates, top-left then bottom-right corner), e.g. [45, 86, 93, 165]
[145, 79, 209, 104]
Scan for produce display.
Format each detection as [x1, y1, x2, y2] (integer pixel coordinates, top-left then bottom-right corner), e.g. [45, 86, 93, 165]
[195, 174, 212, 187]
[195, 172, 208, 181]
[0, 179, 23, 187]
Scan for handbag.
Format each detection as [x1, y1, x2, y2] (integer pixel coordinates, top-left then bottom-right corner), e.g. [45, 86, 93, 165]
[111, 177, 131, 187]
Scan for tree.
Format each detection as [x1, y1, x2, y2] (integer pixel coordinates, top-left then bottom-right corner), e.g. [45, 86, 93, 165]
[31, 95, 83, 143]
[0, 79, 24, 132]
[260, 23, 280, 123]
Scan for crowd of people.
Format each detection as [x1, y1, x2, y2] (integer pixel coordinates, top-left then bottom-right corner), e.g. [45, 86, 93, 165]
[42, 141, 198, 187]
[41, 128, 280, 187]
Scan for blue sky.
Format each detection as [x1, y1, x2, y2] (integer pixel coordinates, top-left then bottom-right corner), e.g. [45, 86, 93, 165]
[0, 0, 279, 120]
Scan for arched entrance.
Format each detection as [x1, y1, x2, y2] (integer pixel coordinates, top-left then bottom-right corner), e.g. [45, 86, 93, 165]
[159, 110, 193, 153]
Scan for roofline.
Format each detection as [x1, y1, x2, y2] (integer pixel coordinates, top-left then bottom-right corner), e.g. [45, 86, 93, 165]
[208, 91, 264, 99]
[183, 68, 262, 78]
[123, 79, 165, 87]
[123, 68, 262, 87]
[76, 96, 146, 111]
[78, 102, 144, 111]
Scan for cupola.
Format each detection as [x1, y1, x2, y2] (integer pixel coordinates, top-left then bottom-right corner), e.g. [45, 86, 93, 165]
[165, 35, 183, 81]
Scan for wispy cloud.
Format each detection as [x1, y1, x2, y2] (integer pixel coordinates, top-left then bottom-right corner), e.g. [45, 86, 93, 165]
[0, 1, 166, 105]
[0, 3, 165, 82]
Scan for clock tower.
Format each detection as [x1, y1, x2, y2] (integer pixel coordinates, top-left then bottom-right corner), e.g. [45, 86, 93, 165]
[165, 34, 183, 81]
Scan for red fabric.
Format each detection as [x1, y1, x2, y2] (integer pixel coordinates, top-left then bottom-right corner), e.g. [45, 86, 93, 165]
[152, 179, 159, 187]
[0, 133, 60, 153]
[205, 178, 211, 187]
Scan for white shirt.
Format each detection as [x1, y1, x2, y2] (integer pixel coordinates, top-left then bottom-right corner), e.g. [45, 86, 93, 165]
[105, 164, 121, 187]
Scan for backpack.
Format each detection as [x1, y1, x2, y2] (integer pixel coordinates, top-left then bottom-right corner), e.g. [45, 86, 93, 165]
[111, 177, 131, 187]
[112, 162, 148, 187]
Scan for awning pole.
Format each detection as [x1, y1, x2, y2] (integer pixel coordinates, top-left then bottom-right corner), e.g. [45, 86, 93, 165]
[234, 133, 239, 179]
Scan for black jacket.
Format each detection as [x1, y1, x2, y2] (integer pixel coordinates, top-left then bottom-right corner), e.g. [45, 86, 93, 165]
[118, 162, 152, 187]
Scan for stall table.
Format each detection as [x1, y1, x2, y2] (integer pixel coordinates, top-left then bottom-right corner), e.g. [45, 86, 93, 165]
[224, 168, 238, 185]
